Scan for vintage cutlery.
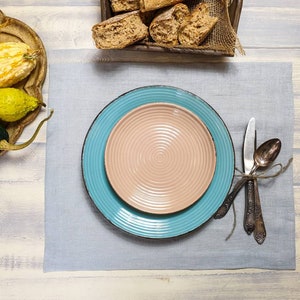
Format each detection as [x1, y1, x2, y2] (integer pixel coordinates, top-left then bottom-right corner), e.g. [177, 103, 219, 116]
[253, 138, 281, 244]
[243, 118, 256, 235]
[214, 138, 281, 219]
[253, 179, 266, 244]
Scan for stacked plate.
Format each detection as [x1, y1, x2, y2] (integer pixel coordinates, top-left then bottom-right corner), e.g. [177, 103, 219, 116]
[81, 86, 234, 239]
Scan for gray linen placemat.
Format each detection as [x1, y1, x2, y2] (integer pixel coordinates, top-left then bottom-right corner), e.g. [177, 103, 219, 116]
[44, 61, 295, 271]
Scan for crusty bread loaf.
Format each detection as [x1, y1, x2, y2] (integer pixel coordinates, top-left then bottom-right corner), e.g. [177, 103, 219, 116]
[178, 3, 218, 46]
[140, 0, 183, 12]
[149, 3, 189, 46]
[110, 0, 139, 13]
[92, 11, 148, 49]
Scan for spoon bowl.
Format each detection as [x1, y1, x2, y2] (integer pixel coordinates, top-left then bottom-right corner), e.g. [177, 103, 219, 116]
[253, 138, 281, 170]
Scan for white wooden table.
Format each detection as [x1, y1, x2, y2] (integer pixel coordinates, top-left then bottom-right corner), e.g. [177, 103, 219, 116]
[1, 1, 300, 299]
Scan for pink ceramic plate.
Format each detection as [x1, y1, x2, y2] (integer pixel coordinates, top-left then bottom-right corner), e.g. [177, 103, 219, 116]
[105, 103, 216, 214]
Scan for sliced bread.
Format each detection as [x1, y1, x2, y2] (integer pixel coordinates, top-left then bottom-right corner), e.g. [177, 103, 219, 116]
[178, 3, 218, 46]
[110, 0, 140, 13]
[92, 11, 148, 49]
[149, 3, 190, 46]
[140, 0, 183, 13]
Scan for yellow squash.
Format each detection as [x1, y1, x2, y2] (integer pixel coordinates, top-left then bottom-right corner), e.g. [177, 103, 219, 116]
[0, 88, 45, 122]
[0, 42, 39, 88]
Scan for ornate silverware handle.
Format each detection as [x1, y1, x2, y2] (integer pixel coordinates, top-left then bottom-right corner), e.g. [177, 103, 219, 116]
[214, 176, 248, 219]
[253, 179, 266, 244]
[244, 179, 255, 234]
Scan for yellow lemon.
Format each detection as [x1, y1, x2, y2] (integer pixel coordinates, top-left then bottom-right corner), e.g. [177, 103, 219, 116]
[0, 87, 44, 122]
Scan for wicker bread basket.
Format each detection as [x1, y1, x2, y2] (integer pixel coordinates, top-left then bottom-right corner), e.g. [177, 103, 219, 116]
[99, 0, 243, 56]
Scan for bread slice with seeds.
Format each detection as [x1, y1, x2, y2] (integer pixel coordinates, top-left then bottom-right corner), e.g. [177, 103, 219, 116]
[92, 11, 148, 49]
[110, 0, 140, 13]
[149, 3, 190, 46]
[178, 3, 218, 46]
[140, 0, 183, 12]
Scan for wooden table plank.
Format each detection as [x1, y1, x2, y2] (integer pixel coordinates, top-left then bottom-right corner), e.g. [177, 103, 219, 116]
[1, 6, 300, 50]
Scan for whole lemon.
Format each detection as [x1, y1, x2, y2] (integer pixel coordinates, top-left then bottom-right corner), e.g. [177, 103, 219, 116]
[0, 88, 44, 122]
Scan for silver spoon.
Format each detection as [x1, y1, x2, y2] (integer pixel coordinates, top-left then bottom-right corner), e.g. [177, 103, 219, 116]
[214, 138, 281, 219]
[253, 138, 281, 244]
[253, 179, 265, 244]
[250, 138, 281, 173]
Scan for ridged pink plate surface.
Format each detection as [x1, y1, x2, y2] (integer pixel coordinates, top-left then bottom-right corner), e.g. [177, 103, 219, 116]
[105, 103, 216, 214]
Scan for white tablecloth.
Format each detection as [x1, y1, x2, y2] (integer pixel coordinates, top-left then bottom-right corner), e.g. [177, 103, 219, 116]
[44, 60, 295, 271]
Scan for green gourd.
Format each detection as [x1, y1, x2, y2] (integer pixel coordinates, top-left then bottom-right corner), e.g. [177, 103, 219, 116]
[0, 124, 9, 142]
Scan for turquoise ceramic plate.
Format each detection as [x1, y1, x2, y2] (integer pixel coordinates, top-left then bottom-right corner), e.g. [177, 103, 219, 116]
[82, 86, 234, 239]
